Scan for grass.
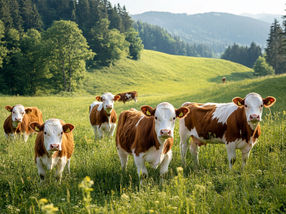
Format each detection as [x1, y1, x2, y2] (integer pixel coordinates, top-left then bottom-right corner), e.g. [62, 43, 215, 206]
[0, 50, 286, 213]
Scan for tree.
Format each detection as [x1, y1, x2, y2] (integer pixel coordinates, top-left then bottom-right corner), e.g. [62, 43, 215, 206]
[125, 28, 143, 60]
[253, 56, 274, 76]
[43, 20, 94, 92]
[265, 19, 285, 74]
[0, 20, 7, 68]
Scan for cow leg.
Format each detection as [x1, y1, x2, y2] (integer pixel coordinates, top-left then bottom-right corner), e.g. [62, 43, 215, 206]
[241, 146, 252, 169]
[179, 119, 191, 166]
[160, 150, 172, 176]
[36, 158, 46, 183]
[134, 154, 148, 181]
[190, 137, 200, 165]
[134, 97, 137, 102]
[67, 159, 71, 174]
[23, 133, 29, 142]
[225, 142, 236, 169]
[117, 147, 128, 170]
[108, 123, 116, 137]
[92, 125, 102, 140]
[55, 157, 67, 183]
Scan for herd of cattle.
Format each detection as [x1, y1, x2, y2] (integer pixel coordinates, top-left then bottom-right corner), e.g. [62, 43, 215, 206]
[3, 90, 276, 183]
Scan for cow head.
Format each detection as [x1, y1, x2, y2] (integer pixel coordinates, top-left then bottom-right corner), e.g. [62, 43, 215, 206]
[5, 104, 32, 127]
[232, 92, 276, 128]
[30, 119, 74, 153]
[96, 92, 120, 115]
[141, 102, 189, 143]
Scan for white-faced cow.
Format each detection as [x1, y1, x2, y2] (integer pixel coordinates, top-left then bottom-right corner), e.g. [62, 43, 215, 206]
[89, 92, 121, 140]
[3, 104, 43, 142]
[179, 92, 276, 169]
[30, 119, 74, 183]
[116, 102, 189, 181]
[116, 91, 138, 104]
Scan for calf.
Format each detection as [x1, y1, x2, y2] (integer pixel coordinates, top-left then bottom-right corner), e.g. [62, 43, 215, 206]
[30, 119, 74, 183]
[116, 91, 138, 103]
[89, 92, 121, 139]
[116, 102, 189, 180]
[3, 104, 43, 142]
[179, 92, 276, 169]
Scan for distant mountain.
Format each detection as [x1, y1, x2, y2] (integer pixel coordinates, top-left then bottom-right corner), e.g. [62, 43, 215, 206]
[132, 12, 270, 48]
[241, 13, 283, 24]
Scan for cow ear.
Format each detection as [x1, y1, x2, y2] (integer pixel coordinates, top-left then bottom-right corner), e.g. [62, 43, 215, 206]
[96, 96, 102, 101]
[63, 123, 74, 133]
[176, 107, 189, 118]
[5, 106, 13, 112]
[30, 122, 44, 132]
[232, 97, 245, 107]
[141, 105, 155, 117]
[25, 108, 32, 114]
[114, 95, 121, 101]
[263, 96, 276, 108]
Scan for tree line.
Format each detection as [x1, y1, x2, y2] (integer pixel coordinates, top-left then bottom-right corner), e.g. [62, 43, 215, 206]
[221, 15, 286, 76]
[0, 0, 143, 95]
[133, 21, 214, 58]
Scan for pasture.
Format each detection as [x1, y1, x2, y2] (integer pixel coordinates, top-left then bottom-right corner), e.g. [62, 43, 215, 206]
[0, 50, 286, 213]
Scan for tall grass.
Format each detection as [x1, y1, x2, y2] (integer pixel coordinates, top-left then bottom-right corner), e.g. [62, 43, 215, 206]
[0, 51, 286, 213]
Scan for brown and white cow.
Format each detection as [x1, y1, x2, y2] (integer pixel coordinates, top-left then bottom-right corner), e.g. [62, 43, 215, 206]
[222, 77, 226, 84]
[3, 104, 43, 142]
[179, 92, 276, 169]
[116, 91, 138, 104]
[116, 102, 189, 180]
[89, 92, 121, 140]
[30, 119, 74, 183]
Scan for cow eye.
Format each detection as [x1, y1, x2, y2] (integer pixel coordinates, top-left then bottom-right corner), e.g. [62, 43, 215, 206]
[260, 104, 263, 107]
[173, 117, 176, 120]
[155, 116, 158, 120]
[61, 132, 63, 135]
[12, 111, 15, 113]
[21, 112, 24, 115]
[245, 105, 248, 108]
[44, 132, 47, 135]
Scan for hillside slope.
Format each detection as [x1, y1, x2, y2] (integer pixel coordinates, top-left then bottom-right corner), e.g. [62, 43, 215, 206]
[132, 12, 270, 46]
[86, 49, 253, 97]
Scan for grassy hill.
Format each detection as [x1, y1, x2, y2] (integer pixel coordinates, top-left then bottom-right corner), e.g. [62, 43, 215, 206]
[1, 50, 286, 213]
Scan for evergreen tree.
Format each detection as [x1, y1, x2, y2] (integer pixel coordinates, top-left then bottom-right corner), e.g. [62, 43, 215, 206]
[265, 19, 284, 74]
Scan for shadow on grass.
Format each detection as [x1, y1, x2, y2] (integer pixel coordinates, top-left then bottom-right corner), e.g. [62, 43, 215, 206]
[208, 71, 254, 83]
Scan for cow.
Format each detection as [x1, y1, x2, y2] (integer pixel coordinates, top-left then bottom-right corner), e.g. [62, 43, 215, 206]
[3, 104, 43, 142]
[222, 77, 226, 83]
[30, 119, 74, 183]
[116, 91, 138, 104]
[89, 92, 121, 140]
[179, 92, 276, 169]
[116, 102, 189, 181]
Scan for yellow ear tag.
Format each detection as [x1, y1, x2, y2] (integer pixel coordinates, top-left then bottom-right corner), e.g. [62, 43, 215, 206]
[66, 128, 71, 133]
[179, 112, 184, 117]
[35, 126, 40, 132]
[267, 101, 271, 105]
[237, 101, 241, 106]
[146, 110, 151, 116]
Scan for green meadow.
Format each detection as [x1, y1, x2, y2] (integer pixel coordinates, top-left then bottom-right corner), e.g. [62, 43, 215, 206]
[0, 50, 286, 213]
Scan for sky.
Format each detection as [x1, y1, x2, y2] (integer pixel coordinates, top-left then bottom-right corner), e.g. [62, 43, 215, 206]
[108, 0, 285, 15]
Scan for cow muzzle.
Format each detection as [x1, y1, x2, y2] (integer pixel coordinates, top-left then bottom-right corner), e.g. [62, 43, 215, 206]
[249, 114, 260, 122]
[49, 144, 60, 151]
[160, 129, 171, 138]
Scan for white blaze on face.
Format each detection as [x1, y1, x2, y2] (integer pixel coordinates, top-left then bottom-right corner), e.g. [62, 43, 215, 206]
[244, 93, 264, 124]
[11, 104, 25, 123]
[101, 92, 115, 114]
[43, 119, 64, 152]
[154, 102, 176, 141]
